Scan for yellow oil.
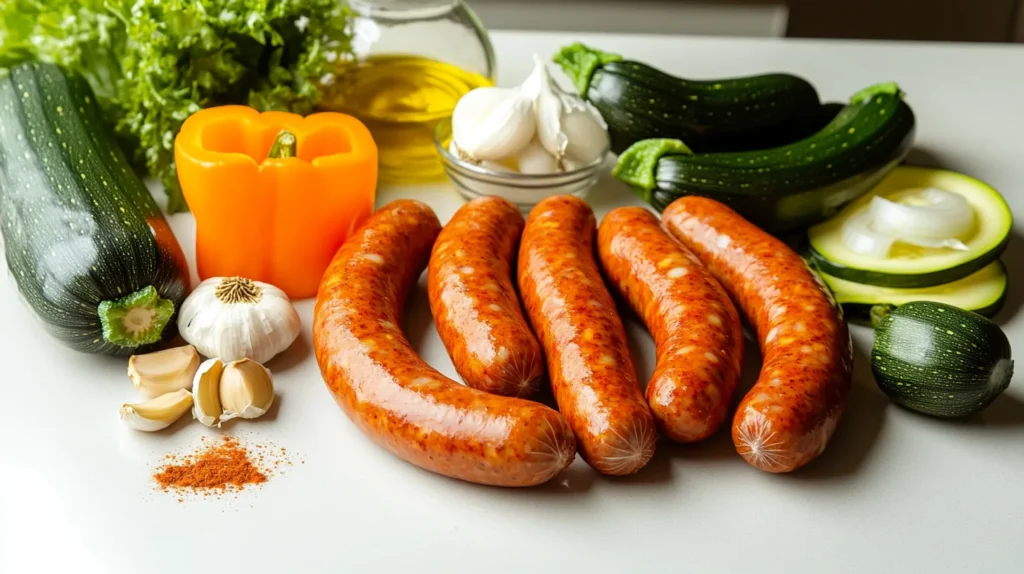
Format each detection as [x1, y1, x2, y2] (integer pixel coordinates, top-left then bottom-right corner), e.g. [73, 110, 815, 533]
[320, 54, 493, 185]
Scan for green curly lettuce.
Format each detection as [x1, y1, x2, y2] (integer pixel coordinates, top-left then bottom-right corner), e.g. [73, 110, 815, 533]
[0, 0, 353, 213]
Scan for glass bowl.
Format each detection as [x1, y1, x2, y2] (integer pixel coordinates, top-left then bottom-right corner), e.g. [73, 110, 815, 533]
[433, 118, 609, 212]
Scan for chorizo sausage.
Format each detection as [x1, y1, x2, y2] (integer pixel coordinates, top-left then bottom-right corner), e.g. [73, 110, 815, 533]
[596, 206, 744, 443]
[661, 196, 853, 473]
[518, 195, 657, 476]
[427, 196, 546, 398]
[313, 199, 576, 487]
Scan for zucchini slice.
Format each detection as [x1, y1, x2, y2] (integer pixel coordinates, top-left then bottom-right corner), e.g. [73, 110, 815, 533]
[818, 260, 1008, 323]
[807, 166, 1012, 288]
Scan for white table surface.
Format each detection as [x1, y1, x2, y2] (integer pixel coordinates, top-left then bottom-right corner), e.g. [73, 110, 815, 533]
[2, 30, 1023, 574]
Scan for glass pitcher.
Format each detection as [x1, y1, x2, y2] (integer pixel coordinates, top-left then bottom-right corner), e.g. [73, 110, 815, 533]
[319, 0, 496, 185]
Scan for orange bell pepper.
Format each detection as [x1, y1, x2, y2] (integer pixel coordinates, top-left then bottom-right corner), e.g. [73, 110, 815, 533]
[174, 106, 377, 299]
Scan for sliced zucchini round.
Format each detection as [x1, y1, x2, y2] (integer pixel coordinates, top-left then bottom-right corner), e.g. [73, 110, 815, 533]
[807, 166, 1012, 288]
[818, 260, 1007, 323]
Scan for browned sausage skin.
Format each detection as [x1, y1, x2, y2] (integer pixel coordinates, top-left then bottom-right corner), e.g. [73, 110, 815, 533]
[427, 196, 546, 398]
[597, 206, 744, 443]
[662, 196, 853, 473]
[313, 199, 576, 487]
[518, 195, 657, 476]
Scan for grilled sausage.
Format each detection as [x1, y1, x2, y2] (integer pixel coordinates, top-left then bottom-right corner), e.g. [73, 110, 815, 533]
[427, 196, 546, 398]
[597, 206, 744, 443]
[662, 196, 853, 473]
[518, 195, 657, 476]
[313, 199, 576, 487]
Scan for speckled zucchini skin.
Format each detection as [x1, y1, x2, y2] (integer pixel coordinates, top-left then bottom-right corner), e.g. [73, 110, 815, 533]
[0, 62, 190, 355]
[588, 60, 826, 154]
[871, 302, 1014, 418]
[618, 84, 916, 234]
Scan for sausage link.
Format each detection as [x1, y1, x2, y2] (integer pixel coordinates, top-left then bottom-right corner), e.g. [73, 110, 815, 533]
[518, 195, 657, 476]
[427, 196, 546, 398]
[313, 199, 576, 487]
[597, 206, 744, 443]
[662, 196, 853, 473]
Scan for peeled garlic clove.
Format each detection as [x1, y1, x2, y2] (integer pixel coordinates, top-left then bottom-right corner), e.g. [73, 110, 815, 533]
[127, 344, 201, 398]
[451, 87, 535, 162]
[219, 359, 275, 420]
[515, 139, 560, 174]
[119, 389, 194, 432]
[177, 277, 301, 364]
[192, 358, 225, 427]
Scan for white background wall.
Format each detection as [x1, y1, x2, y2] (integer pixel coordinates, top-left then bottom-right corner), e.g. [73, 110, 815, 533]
[468, 0, 788, 37]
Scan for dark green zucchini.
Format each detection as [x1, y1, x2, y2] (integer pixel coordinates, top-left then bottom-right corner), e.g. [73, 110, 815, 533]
[870, 301, 1014, 418]
[614, 82, 916, 233]
[817, 260, 1008, 324]
[552, 42, 826, 154]
[0, 62, 190, 356]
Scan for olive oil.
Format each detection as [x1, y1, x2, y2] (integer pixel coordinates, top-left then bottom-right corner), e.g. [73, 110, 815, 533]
[321, 54, 493, 184]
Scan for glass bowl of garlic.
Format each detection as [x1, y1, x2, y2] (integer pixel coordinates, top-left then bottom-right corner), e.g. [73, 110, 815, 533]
[433, 55, 611, 211]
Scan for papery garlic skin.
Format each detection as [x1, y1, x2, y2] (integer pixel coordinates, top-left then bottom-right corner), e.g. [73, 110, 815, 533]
[560, 102, 611, 165]
[127, 345, 200, 398]
[192, 358, 225, 428]
[451, 86, 536, 162]
[219, 359, 275, 421]
[177, 277, 301, 364]
[119, 389, 194, 432]
[448, 140, 516, 173]
[530, 56, 610, 166]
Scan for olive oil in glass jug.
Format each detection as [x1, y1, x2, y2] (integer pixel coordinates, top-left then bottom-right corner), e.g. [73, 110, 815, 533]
[320, 0, 496, 184]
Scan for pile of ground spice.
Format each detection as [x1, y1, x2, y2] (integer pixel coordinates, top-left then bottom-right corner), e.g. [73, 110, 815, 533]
[153, 436, 268, 495]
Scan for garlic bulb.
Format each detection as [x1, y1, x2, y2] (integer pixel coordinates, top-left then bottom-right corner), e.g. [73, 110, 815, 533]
[451, 86, 536, 162]
[177, 277, 301, 364]
[448, 54, 608, 174]
[530, 55, 610, 166]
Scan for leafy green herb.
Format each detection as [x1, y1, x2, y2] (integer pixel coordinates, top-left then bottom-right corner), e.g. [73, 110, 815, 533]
[0, 0, 353, 212]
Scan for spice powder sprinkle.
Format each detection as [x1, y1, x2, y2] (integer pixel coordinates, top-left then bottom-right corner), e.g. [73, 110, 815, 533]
[153, 436, 278, 495]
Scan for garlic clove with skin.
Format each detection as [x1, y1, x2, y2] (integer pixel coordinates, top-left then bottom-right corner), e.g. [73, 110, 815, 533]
[192, 358, 225, 428]
[127, 344, 201, 398]
[529, 55, 610, 166]
[515, 139, 560, 174]
[219, 359, 275, 421]
[451, 83, 536, 162]
[119, 389, 194, 432]
[177, 276, 301, 365]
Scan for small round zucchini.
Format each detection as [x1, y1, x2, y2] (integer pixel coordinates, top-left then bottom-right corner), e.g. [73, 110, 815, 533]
[870, 301, 1014, 418]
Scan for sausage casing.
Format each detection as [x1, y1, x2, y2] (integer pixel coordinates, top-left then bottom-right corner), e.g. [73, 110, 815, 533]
[518, 195, 657, 476]
[427, 196, 546, 398]
[597, 206, 744, 443]
[662, 196, 853, 473]
[313, 199, 576, 487]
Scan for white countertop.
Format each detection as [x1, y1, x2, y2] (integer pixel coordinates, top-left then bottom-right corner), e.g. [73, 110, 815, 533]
[2, 31, 1022, 574]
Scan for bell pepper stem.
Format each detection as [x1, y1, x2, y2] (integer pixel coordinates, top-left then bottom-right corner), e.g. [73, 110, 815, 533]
[269, 130, 297, 159]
